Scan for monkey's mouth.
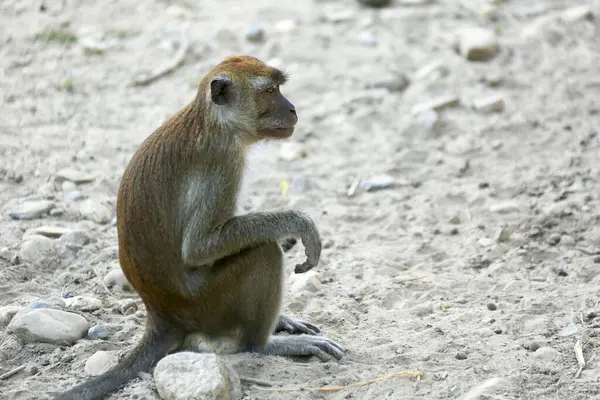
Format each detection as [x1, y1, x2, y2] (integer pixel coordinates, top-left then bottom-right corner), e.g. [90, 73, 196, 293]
[272, 126, 295, 137]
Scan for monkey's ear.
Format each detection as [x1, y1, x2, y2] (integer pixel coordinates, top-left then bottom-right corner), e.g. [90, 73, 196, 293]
[210, 77, 232, 106]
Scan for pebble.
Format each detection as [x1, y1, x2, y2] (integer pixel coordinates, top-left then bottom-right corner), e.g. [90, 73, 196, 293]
[103, 269, 133, 291]
[18, 235, 56, 263]
[8, 200, 56, 220]
[533, 347, 559, 361]
[558, 323, 579, 337]
[528, 341, 541, 352]
[274, 19, 297, 33]
[54, 168, 95, 184]
[80, 199, 114, 224]
[7, 308, 88, 344]
[547, 233, 561, 246]
[28, 297, 66, 310]
[64, 296, 103, 312]
[358, 31, 377, 46]
[0, 305, 22, 328]
[478, 237, 494, 247]
[414, 60, 448, 81]
[474, 327, 495, 337]
[61, 181, 77, 192]
[457, 27, 498, 61]
[165, 5, 188, 19]
[489, 201, 520, 214]
[50, 208, 65, 217]
[371, 75, 410, 92]
[68, 190, 85, 201]
[154, 352, 240, 400]
[59, 230, 91, 248]
[289, 271, 322, 294]
[411, 95, 459, 115]
[245, 25, 265, 42]
[357, 0, 391, 7]
[360, 174, 395, 192]
[118, 299, 138, 315]
[88, 324, 122, 340]
[456, 351, 468, 360]
[23, 226, 73, 239]
[495, 227, 511, 242]
[473, 95, 505, 113]
[560, 235, 575, 247]
[487, 303, 497, 311]
[279, 142, 307, 161]
[415, 109, 439, 130]
[84, 351, 119, 376]
[494, 328, 502, 334]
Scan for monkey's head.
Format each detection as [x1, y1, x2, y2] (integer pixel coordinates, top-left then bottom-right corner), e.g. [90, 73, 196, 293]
[203, 56, 298, 140]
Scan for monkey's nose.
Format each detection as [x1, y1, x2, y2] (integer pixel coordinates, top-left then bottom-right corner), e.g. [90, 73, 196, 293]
[290, 108, 296, 115]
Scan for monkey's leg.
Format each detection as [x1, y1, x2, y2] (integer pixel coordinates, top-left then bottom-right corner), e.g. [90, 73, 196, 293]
[275, 315, 320, 335]
[231, 241, 344, 362]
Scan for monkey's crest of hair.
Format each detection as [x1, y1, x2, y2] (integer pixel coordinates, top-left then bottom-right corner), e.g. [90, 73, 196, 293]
[197, 56, 289, 141]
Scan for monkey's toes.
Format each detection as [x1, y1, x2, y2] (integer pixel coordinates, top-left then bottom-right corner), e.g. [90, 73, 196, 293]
[310, 338, 345, 361]
[276, 315, 320, 335]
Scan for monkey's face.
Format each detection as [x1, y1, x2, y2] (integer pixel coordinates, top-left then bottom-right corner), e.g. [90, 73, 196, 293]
[253, 82, 298, 139]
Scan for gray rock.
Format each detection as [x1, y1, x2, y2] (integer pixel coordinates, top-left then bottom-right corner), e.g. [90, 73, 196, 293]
[0, 305, 22, 328]
[245, 25, 265, 42]
[473, 95, 505, 113]
[533, 347, 560, 361]
[80, 199, 114, 224]
[55, 168, 95, 184]
[64, 296, 103, 312]
[23, 226, 74, 239]
[489, 201, 520, 214]
[457, 27, 498, 61]
[88, 324, 122, 340]
[7, 308, 88, 344]
[558, 323, 579, 337]
[84, 351, 119, 376]
[118, 299, 138, 315]
[18, 235, 57, 263]
[360, 174, 395, 192]
[8, 200, 56, 220]
[357, 0, 391, 7]
[154, 352, 241, 400]
[358, 31, 377, 46]
[103, 269, 133, 291]
[59, 230, 91, 248]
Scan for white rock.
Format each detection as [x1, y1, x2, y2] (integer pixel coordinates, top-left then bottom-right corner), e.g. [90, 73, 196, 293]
[61, 181, 77, 192]
[495, 227, 511, 243]
[84, 351, 119, 376]
[8, 200, 56, 220]
[411, 95, 459, 115]
[59, 230, 91, 247]
[489, 201, 520, 214]
[561, 6, 593, 23]
[80, 199, 114, 224]
[415, 109, 439, 130]
[64, 296, 103, 312]
[275, 19, 297, 33]
[166, 5, 188, 19]
[0, 305, 22, 328]
[103, 269, 133, 291]
[7, 308, 88, 344]
[533, 347, 560, 361]
[473, 95, 505, 113]
[23, 226, 73, 239]
[154, 352, 240, 400]
[279, 142, 307, 161]
[19, 235, 56, 262]
[55, 168, 95, 184]
[478, 237, 494, 247]
[360, 174, 395, 192]
[414, 60, 449, 81]
[358, 31, 377, 46]
[457, 27, 498, 61]
[289, 271, 322, 294]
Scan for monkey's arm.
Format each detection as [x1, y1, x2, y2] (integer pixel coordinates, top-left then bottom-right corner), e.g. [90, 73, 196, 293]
[181, 210, 321, 272]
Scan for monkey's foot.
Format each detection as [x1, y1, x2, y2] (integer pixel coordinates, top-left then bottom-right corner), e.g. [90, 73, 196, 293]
[276, 315, 320, 335]
[280, 237, 297, 252]
[257, 335, 344, 362]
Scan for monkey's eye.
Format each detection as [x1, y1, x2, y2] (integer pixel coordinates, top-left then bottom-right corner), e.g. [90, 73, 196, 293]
[266, 86, 277, 94]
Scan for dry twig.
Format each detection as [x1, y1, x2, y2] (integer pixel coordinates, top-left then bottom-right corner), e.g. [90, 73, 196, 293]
[0, 365, 26, 380]
[574, 340, 586, 378]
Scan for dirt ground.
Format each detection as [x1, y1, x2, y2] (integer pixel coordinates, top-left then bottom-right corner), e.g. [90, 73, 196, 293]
[2, 0, 600, 399]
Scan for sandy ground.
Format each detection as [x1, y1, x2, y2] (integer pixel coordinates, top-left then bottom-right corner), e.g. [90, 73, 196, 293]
[2, 0, 600, 399]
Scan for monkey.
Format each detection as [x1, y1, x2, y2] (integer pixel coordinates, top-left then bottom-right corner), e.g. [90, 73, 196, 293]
[55, 56, 344, 400]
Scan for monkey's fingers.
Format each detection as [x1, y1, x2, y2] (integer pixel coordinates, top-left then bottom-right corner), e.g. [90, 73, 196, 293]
[280, 237, 297, 252]
[310, 338, 345, 361]
[276, 315, 321, 335]
[294, 261, 314, 274]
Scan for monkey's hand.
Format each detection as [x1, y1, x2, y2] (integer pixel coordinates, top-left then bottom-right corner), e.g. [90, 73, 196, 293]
[294, 214, 321, 274]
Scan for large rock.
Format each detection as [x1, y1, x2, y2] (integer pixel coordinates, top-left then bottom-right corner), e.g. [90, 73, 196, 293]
[154, 352, 241, 400]
[7, 308, 88, 344]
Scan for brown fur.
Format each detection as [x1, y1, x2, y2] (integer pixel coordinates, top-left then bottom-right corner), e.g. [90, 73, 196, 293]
[54, 56, 343, 400]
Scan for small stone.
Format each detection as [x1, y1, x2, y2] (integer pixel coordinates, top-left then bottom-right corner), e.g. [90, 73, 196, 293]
[528, 341, 541, 352]
[558, 323, 579, 337]
[289, 271, 322, 294]
[88, 324, 122, 340]
[28, 297, 66, 310]
[473, 95, 505, 113]
[23, 226, 73, 239]
[371, 75, 410, 92]
[8, 200, 56, 220]
[84, 351, 119, 376]
[165, 5, 188, 18]
[494, 328, 502, 334]
[547, 233, 561, 246]
[118, 299, 138, 315]
[414, 60, 449, 81]
[103, 269, 133, 291]
[68, 190, 85, 201]
[80, 199, 113, 224]
[279, 142, 307, 161]
[530, 276, 547, 282]
[489, 201, 520, 214]
[411, 95, 459, 115]
[457, 27, 498, 61]
[533, 347, 560, 361]
[0, 306, 22, 328]
[18, 235, 56, 263]
[358, 31, 377, 46]
[411, 303, 434, 317]
[64, 296, 103, 312]
[495, 227, 511, 243]
[474, 328, 495, 337]
[357, 0, 391, 7]
[560, 235, 575, 247]
[80, 37, 109, 55]
[54, 168, 95, 184]
[245, 25, 265, 42]
[154, 352, 240, 400]
[478, 237, 494, 247]
[7, 308, 88, 344]
[594, 256, 600, 264]
[360, 174, 395, 192]
[415, 109, 439, 130]
[59, 230, 91, 248]
[275, 19, 297, 33]
[487, 303, 497, 311]
[561, 6, 593, 23]
[50, 208, 65, 217]
[61, 181, 77, 192]
[456, 352, 467, 360]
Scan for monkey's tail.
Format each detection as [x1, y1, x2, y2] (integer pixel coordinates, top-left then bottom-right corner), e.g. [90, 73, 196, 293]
[54, 320, 183, 400]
